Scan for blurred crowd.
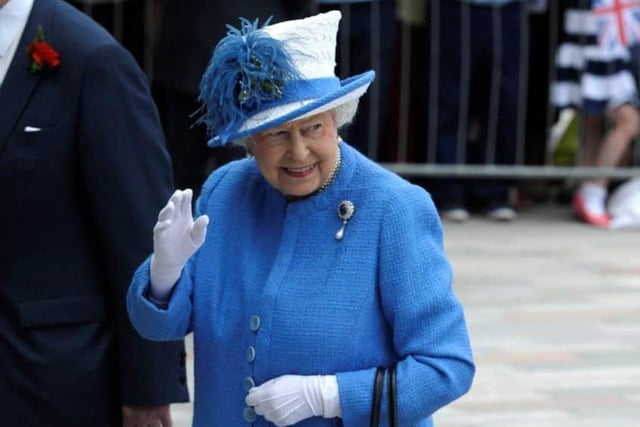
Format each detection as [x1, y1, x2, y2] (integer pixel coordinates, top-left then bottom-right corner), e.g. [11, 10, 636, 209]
[68, 0, 639, 227]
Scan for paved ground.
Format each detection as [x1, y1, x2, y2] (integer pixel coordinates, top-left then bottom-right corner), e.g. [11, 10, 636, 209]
[435, 203, 640, 427]
[171, 203, 640, 427]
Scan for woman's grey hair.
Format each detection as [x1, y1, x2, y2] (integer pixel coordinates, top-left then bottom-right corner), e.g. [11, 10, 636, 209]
[333, 98, 360, 129]
[236, 98, 361, 149]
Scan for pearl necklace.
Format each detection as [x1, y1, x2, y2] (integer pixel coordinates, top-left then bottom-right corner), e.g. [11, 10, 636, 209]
[316, 146, 342, 194]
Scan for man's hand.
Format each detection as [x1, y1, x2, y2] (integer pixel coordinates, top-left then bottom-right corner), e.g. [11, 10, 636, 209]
[122, 405, 172, 427]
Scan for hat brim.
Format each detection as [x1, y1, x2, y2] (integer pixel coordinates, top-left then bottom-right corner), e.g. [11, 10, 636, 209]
[209, 70, 375, 146]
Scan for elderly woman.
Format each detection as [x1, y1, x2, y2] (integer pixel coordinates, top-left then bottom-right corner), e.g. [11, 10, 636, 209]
[127, 10, 474, 427]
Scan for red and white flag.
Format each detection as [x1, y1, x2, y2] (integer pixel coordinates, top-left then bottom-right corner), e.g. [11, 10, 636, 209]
[593, 0, 640, 48]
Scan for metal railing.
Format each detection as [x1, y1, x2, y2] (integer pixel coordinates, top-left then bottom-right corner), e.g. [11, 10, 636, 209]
[76, 0, 638, 180]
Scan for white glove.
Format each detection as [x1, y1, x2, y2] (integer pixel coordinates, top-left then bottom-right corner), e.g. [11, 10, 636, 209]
[149, 189, 209, 300]
[245, 374, 341, 426]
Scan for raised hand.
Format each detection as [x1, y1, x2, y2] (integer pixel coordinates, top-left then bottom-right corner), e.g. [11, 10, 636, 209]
[149, 189, 209, 300]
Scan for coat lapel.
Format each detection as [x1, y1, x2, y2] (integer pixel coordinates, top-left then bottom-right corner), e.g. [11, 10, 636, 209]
[0, 0, 54, 154]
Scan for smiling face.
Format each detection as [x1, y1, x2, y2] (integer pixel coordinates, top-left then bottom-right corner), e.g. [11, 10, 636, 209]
[248, 111, 339, 197]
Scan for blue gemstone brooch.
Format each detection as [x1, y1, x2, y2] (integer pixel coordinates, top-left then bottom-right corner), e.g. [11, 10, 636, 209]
[335, 200, 355, 240]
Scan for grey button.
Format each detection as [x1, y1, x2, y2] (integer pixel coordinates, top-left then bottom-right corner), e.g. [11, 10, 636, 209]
[243, 406, 257, 423]
[246, 346, 256, 362]
[243, 376, 255, 391]
[249, 315, 261, 332]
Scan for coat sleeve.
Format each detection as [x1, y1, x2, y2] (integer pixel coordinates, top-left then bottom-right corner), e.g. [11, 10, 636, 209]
[126, 160, 232, 341]
[77, 41, 189, 406]
[337, 185, 475, 427]
[127, 257, 195, 342]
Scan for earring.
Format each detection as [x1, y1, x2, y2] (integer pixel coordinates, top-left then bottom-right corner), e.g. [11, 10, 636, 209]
[245, 144, 255, 159]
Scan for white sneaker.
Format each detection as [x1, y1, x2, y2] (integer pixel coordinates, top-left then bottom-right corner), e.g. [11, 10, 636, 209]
[487, 207, 517, 222]
[442, 208, 470, 223]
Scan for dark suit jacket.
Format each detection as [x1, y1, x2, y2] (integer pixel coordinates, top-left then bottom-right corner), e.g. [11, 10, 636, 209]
[153, 0, 314, 95]
[0, 0, 189, 425]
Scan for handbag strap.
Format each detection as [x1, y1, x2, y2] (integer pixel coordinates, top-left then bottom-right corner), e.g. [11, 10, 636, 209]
[388, 365, 398, 427]
[369, 367, 385, 427]
[370, 366, 399, 427]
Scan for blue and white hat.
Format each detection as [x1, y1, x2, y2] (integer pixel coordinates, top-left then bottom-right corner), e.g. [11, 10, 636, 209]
[197, 10, 375, 146]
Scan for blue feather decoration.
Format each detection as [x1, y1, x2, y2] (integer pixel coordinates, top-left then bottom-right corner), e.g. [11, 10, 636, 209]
[197, 17, 303, 143]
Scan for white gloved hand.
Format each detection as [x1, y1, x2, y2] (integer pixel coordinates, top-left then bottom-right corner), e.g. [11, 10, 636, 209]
[149, 189, 209, 300]
[245, 374, 341, 426]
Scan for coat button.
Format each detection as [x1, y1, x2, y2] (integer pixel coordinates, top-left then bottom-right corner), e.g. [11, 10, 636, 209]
[246, 346, 256, 362]
[249, 315, 261, 332]
[243, 376, 255, 391]
[243, 406, 257, 423]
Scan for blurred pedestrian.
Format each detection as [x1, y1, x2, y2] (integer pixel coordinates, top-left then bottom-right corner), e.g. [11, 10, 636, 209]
[552, 0, 640, 227]
[431, 0, 528, 222]
[0, 0, 188, 425]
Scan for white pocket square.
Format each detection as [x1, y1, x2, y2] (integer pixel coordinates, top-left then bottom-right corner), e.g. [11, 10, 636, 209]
[24, 126, 42, 132]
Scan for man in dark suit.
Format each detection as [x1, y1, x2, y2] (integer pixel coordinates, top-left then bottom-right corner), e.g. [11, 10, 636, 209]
[0, 0, 189, 425]
[152, 0, 314, 196]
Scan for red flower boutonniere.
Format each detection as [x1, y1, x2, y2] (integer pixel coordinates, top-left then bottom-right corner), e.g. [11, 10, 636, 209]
[27, 26, 60, 73]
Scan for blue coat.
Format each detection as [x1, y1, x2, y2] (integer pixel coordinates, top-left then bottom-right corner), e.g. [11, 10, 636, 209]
[128, 143, 475, 426]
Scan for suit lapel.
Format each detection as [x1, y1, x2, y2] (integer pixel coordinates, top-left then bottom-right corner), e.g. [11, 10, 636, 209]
[0, 0, 54, 154]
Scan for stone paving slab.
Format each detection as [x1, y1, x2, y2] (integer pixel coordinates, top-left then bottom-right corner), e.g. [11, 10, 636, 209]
[170, 203, 640, 426]
[434, 204, 640, 427]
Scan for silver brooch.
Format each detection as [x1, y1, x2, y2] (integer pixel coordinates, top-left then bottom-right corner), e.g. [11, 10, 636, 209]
[335, 200, 355, 240]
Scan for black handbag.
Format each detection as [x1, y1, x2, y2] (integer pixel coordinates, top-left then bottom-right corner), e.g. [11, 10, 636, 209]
[369, 366, 398, 427]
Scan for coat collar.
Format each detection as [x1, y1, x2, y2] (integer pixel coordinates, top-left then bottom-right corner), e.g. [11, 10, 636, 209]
[0, 0, 56, 154]
[282, 142, 358, 218]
